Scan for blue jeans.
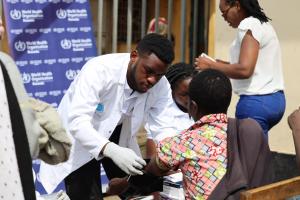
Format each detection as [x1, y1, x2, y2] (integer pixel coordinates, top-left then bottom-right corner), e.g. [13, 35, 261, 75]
[235, 91, 286, 137]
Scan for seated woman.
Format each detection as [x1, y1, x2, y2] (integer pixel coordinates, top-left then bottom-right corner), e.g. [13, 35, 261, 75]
[145, 62, 195, 158]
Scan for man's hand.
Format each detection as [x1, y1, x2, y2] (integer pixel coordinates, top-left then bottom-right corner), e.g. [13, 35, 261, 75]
[103, 142, 146, 175]
[288, 108, 300, 131]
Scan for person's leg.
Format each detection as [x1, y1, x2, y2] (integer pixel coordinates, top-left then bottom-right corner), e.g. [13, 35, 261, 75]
[64, 159, 102, 200]
[236, 95, 269, 136]
[236, 92, 286, 137]
[265, 91, 286, 130]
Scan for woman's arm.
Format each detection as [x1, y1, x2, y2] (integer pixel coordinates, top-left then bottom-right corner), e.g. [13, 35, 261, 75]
[195, 30, 259, 79]
[215, 59, 230, 64]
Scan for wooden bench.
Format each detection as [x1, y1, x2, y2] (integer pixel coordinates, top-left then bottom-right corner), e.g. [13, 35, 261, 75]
[240, 176, 300, 200]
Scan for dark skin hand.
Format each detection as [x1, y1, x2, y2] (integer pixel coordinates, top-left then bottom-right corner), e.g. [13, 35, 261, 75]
[107, 155, 171, 195]
[106, 177, 129, 195]
[195, 30, 259, 79]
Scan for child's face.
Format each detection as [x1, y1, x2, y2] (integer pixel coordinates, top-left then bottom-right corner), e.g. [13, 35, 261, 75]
[172, 78, 192, 113]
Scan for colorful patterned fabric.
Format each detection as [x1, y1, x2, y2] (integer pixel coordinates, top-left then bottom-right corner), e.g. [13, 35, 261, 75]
[156, 114, 228, 200]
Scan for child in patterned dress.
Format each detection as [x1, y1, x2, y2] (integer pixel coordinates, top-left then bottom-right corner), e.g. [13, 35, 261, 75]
[146, 69, 232, 199]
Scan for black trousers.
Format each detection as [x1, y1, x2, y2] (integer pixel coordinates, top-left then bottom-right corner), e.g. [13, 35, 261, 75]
[65, 159, 102, 200]
[64, 124, 126, 200]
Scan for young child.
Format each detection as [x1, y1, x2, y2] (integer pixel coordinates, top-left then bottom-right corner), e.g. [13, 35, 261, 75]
[146, 69, 231, 199]
[145, 62, 195, 158]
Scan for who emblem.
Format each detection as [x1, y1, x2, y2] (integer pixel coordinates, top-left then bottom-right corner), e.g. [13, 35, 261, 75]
[10, 9, 22, 20]
[14, 41, 26, 52]
[65, 69, 77, 80]
[56, 9, 67, 19]
[22, 72, 31, 84]
[61, 39, 72, 49]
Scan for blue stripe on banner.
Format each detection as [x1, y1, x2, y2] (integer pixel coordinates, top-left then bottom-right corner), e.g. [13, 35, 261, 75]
[101, 164, 109, 193]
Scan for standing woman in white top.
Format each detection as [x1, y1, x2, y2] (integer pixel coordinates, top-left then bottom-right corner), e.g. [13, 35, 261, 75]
[195, 0, 285, 137]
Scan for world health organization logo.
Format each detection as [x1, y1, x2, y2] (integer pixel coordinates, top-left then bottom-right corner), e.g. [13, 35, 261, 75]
[56, 9, 67, 19]
[22, 72, 31, 84]
[10, 9, 22, 20]
[61, 39, 72, 49]
[14, 41, 26, 51]
[65, 69, 77, 80]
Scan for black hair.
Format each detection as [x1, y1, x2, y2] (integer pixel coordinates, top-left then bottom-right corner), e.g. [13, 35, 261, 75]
[166, 62, 196, 112]
[166, 62, 195, 90]
[226, 0, 271, 23]
[136, 33, 174, 64]
[189, 69, 232, 115]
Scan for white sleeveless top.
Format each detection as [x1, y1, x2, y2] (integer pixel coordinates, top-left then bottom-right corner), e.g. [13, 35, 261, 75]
[230, 16, 284, 95]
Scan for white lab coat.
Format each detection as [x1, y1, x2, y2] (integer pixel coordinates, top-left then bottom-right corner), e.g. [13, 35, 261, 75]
[145, 101, 194, 142]
[39, 53, 176, 193]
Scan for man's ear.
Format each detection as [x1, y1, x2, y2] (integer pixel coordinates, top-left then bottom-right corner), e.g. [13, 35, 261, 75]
[130, 50, 138, 62]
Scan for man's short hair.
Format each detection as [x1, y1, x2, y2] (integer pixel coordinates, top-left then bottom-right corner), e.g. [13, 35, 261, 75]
[189, 69, 232, 114]
[136, 33, 174, 64]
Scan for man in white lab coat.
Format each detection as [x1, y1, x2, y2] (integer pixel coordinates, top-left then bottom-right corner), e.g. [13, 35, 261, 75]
[39, 33, 176, 199]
